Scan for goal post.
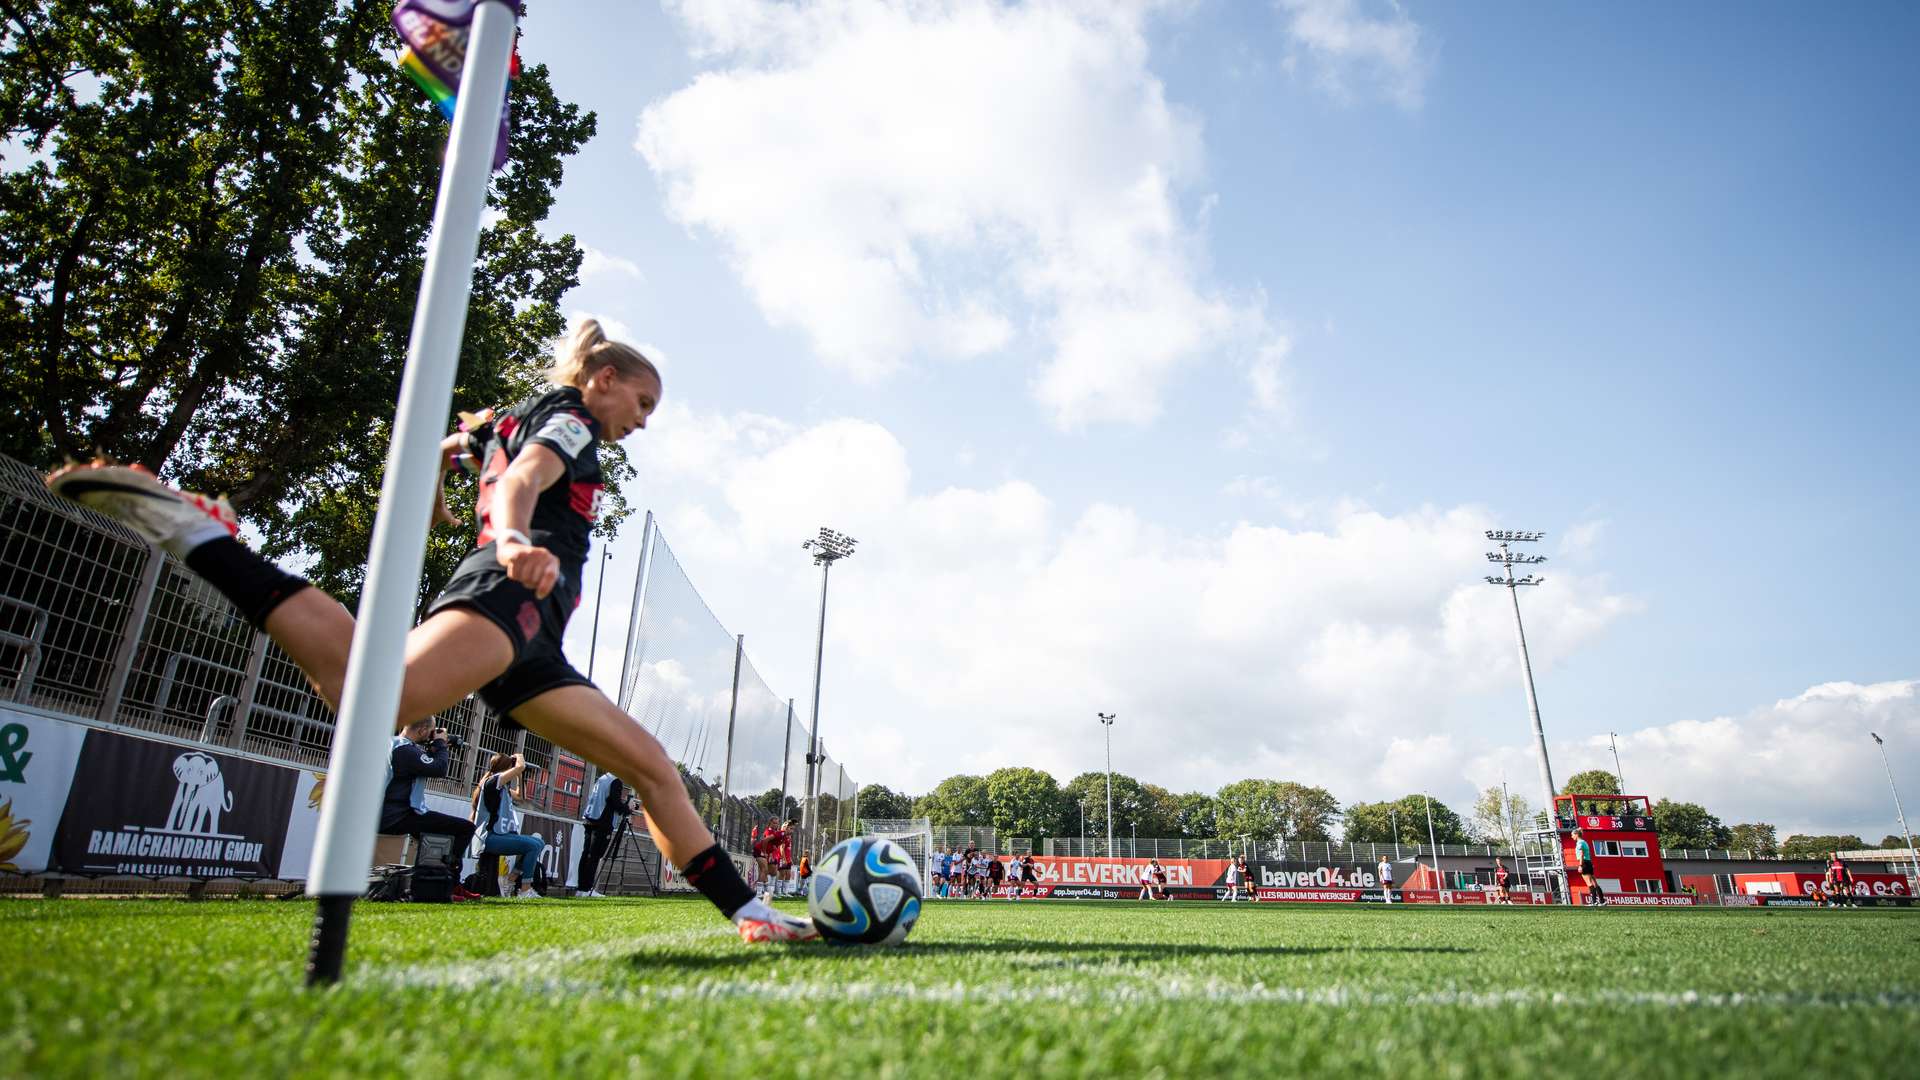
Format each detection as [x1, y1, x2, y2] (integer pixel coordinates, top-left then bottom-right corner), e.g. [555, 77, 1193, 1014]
[863, 817, 934, 886]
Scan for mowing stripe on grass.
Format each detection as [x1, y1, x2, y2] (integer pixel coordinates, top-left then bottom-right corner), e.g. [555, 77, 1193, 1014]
[376, 946, 1920, 1012]
[364, 926, 733, 992]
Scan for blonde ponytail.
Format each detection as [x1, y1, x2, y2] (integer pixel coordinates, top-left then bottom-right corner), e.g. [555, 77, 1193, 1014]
[549, 318, 661, 389]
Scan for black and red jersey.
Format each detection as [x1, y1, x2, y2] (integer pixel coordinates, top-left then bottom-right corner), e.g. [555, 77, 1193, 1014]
[470, 387, 606, 584]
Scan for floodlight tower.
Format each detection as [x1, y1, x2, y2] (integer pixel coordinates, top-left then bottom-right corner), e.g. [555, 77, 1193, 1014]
[1097, 712, 1116, 857]
[1484, 530, 1555, 825]
[801, 527, 857, 852]
[1484, 529, 1564, 900]
[1871, 732, 1918, 887]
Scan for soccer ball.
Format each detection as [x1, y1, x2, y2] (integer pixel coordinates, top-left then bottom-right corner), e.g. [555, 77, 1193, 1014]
[807, 836, 923, 945]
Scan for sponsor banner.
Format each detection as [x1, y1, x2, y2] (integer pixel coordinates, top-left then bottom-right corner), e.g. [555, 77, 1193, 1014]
[1256, 887, 1366, 903]
[1020, 856, 1230, 889]
[1717, 894, 1762, 907]
[53, 728, 296, 878]
[1397, 889, 1490, 905]
[662, 849, 757, 893]
[275, 768, 330, 880]
[1783, 873, 1911, 899]
[1250, 862, 1381, 890]
[1758, 894, 1910, 908]
[0, 707, 90, 874]
[1567, 813, 1655, 833]
[515, 812, 581, 889]
[1038, 885, 1132, 901]
[1598, 893, 1698, 907]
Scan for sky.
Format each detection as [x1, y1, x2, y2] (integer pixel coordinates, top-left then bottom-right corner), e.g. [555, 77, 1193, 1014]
[508, 1, 1917, 841]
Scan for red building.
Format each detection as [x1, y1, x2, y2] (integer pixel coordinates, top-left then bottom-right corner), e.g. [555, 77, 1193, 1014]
[1557, 793, 1672, 903]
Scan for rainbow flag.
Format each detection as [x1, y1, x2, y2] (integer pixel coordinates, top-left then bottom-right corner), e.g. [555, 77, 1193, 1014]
[393, 0, 521, 169]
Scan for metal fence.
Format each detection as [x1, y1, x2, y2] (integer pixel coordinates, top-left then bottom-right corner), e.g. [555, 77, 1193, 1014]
[612, 517, 856, 860]
[1039, 836, 1777, 862]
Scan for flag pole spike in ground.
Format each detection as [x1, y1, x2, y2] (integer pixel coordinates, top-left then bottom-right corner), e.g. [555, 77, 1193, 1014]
[303, 0, 519, 988]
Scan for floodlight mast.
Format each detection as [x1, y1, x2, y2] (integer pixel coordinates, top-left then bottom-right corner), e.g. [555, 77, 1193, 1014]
[800, 527, 857, 855]
[1484, 528, 1561, 898]
[1097, 712, 1116, 857]
[1871, 733, 1918, 888]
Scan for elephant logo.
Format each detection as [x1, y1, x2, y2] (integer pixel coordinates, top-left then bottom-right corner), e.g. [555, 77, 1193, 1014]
[163, 752, 233, 836]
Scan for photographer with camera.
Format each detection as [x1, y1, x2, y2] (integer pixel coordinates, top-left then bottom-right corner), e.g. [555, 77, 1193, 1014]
[575, 770, 635, 898]
[471, 751, 545, 899]
[380, 719, 478, 894]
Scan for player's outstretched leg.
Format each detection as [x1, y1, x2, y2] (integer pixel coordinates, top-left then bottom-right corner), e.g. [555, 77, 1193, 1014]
[47, 462, 508, 718]
[512, 685, 817, 943]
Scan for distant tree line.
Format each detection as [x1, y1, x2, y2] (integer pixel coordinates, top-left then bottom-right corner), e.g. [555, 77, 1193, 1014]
[806, 764, 1900, 858]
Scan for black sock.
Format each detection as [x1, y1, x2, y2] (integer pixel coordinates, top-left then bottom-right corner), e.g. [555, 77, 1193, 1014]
[184, 537, 311, 629]
[680, 843, 754, 919]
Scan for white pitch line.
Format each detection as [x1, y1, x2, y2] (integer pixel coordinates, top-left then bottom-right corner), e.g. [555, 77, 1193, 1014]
[365, 926, 732, 993]
[372, 947, 1920, 1011]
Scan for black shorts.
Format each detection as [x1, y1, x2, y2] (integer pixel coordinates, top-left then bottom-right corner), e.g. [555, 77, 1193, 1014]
[427, 547, 593, 721]
[1579, 860, 1595, 876]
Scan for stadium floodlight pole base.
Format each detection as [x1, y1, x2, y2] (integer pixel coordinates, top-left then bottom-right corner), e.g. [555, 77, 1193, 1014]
[300, 0, 517, 988]
[305, 895, 356, 986]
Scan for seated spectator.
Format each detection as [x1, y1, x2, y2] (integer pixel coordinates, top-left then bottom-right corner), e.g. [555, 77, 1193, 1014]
[470, 752, 545, 900]
[380, 719, 478, 899]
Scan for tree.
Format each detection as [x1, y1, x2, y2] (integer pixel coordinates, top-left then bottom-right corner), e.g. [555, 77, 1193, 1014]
[0, 2, 601, 611]
[1211, 779, 1340, 843]
[984, 767, 1066, 840]
[1561, 769, 1623, 814]
[1779, 834, 1867, 860]
[913, 775, 990, 826]
[1341, 795, 1470, 845]
[1061, 771, 1156, 841]
[1562, 770, 1622, 795]
[1650, 799, 1731, 850]
[1174, 792, 1218, 840]
[854, 784, 913, 823]
[1883, 835, 1915, 850]
[1726, 822, 1779, 858]
[1469, 786, 1533, 846]
[1137, 783, 1183, 838]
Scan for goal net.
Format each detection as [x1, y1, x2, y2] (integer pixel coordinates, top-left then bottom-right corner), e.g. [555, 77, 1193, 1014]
[862, 818, 934, 887]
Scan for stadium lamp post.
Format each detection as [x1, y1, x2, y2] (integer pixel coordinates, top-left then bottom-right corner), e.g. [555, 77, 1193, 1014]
[1608, 731, 1627, 794]
[1098, 712, 1116, 857]
[1870, 733, 1918, 885]
[800, 527, 857, 854]
[1423, 793, 1443, 891]
[1484, 530, 1561, 889]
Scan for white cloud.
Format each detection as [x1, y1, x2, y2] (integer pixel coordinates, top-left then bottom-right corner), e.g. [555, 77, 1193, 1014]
[636, 0, 1287, 427]
[1470, 681, 1920, 840]
[1273, 0, 1429, 109]
[1557, 519, 1607, 561]
[557, 310, 672, 377]
[579, 246, 644, 284]
[590, 405, 1638, 800]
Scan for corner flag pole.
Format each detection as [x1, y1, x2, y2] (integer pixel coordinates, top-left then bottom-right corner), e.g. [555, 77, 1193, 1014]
[304, 0, 519, 986]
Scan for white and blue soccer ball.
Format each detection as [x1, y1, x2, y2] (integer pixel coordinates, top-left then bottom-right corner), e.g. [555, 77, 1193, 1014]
[808, 836, 923, 946]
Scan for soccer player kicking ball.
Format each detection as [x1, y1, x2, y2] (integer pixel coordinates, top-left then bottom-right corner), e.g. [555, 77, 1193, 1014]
[47, 320, 816, 944]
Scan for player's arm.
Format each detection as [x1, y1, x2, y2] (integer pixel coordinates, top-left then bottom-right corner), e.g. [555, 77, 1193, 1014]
[430, 431, 471, 528]
[492, 444, 567, 597]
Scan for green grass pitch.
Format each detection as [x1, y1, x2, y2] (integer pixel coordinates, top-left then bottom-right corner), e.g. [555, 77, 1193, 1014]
[5, 896, 1917, 1076]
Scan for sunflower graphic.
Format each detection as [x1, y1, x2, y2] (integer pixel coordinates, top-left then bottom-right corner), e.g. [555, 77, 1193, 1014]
[307, 773, 326, 810]
[0, 797, 29, 872]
